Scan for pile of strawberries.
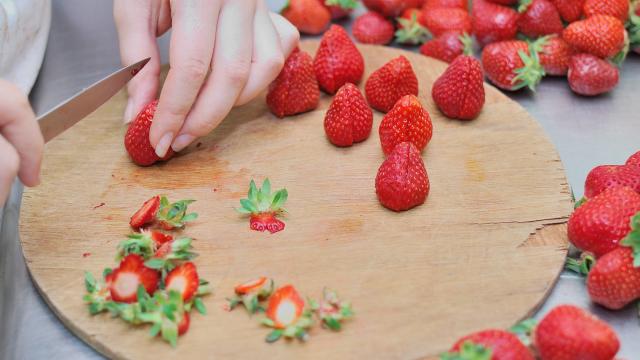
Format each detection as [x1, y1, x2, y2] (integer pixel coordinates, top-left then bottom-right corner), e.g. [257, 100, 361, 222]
[84, 196, 209, 346]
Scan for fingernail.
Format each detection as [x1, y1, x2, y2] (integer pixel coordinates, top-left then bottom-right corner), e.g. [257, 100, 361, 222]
[124, 99, 136, 124]
[171, 134, 195, 152]
[155, 132, 174, 158]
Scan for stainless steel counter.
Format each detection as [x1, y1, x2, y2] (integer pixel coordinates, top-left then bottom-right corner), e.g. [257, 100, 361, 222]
[1, 0, 639, 358]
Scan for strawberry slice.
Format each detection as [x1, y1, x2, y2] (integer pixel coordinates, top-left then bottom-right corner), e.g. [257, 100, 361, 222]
[235, 277, 268, 295]
[130, 196, 160, 229]
[109, 254, 159, 303]
[165, 262, 199, 301]
[177, 311, 190, 336]
[151, 231, 173, 246]
[266, 285, 305, 329]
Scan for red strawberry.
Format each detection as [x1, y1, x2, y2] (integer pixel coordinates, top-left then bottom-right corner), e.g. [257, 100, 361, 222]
[472, 0, 520, 47]
[124, 100, 174, 166]
[324, 83, 373, 147]
[563, 15, 626, 59]
[420, 32, 473, 63]
[627, 151, 640, 168]
[539, 35, 574, 76]
[375, 141, 430, 211]
[551, 0, 585, 22]
[250, 213, 285, 234]
[583, 0, 629, 22]
[130, 196, 160, 229]
[281, 0, 331, 35]
[422, 0, 467, 10]
[177, 311, 190, 336]
[353, 11, 395, 45]
[365, 55, 419, 113]
[151, 230, 173, 246]
[323, 0, 358, 19]
[485, 0, 517, 4]
[109, 254, 159, 303]
[517, 0, 564, 38]
[587, 241, 640, 310]
[165, 262, 199, 301]
[432, 56, 485, 120]
[534, 305, 620, 359]
[568, 54, 619, 96]
[379, 95, 433, 155]
[568, 186, 640, 257]
[234, 277, 268, 295]
[585, 165, 640, 198]
[395, 8, 430, 45]
[266, 285, 305, 329]
[362, 0, 424, 17]
[420, 7, 471, 37]
[267, 49, 320, 118]
[314, 25, 365, 94]
[447, 329, 534, 359]
[481, 40, 545, 91]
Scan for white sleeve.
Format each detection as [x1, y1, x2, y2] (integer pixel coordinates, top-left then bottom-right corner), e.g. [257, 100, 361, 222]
[0, 0, 51, 95]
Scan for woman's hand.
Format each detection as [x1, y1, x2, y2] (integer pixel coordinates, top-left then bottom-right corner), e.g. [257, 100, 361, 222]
[0, 79, 44, 206]
[114, 0, 300, 157]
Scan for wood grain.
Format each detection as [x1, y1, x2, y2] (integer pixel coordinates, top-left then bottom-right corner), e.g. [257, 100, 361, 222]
[19, 41, 573, 359]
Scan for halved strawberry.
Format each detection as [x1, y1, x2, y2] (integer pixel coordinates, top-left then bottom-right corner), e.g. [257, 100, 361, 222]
[165, 262, 199, 301]
[177, 311, 190, 336]
[235, 277, 268, 295]
[109, 254, 159, 303]
[266, 285, 305, 329]
[228, 277, 275, 314]
[130, 196, 160, 229]
[151, 231, 173, 246]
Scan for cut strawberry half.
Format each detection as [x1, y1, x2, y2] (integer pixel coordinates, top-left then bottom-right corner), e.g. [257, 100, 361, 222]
[266, 285, 305, 329]
[238, 179, 288, 234]
[250, 213, 285, 234]
[130, 196, 160, 229]
[165, 262, 199, 301]
[228, 277, 274, 314]
[177, 311, 190, 336]
[151, 231, 173, 246]
[235, 276, 268, 295]
[130, 196, 197, 230]
[109, 254, 159, 303]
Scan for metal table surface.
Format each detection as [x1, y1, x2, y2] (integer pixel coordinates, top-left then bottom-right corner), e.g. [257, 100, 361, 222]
[1, 1, 639, 358]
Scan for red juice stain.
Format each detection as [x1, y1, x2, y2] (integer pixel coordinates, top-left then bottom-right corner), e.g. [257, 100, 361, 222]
[249, 213, 285, 234]
[104, 215, 113, 220]
[196, 142, 202, 148]
[213, 188, 218, 192]
[92, 202, 106, 209]
[82, 252, 91, 258]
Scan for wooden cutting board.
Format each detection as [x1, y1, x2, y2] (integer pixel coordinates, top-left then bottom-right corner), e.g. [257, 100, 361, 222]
[20, 41, 573, 359]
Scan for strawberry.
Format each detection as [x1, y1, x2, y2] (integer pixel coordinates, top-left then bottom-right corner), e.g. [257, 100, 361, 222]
[281, 0, 331, 35]
[472, 0, 520, 47]
[267, 49, 320, 118]
[583, 0, 629, 22]
[362, 0, 424, 18]
[444, 329, 534, 360]
[311, 288, 354, 331]
[263, 285, 314, 342]
[538, 35, 574, 76]
[237, 179, 288, 234]
[228, 277, 274, 314]
[395, 8, 430, 45]
[420, 7, 471, 37]
[587, 247, 640, 310]
[567, 54, 619, 96]
[353, 11, 396, 45]
[422, 0, 467, 10]
[314, 25, 365, 94]
[124, 100, 174, 167]
[563, 15, 626, 59]
[165, 262, 199, 301]
[323, 0, 358, 19]
[584, 165, 640, 199]
[109, 254, 159, 303]
[534, 305, 620, 359]
[481, 40, 545, 91]
[131, 196, 197, 231]
[517, 0, 564, 38]
[551, 0, 584, 22]
[235, 277, 269, 295]
[631, 4, 640, 55]
[365, 56, 419, 113]
[567, 186, 640, 257]
[432, 56, 485, 120]
[420, 32, 473, 63]
[324, 83, 373, 147]
[177, 311, 190, 336]
[379, 95, 433, 155]
[130, 195, 160, 229]
[485, 0, 517, 4]
[627, 151, 640, 168]
[151, 231, 173, 246]
[375, 141, 430, 211]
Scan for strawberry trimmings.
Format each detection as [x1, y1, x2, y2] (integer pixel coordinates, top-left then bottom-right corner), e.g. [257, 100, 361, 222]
[237, 179, 288, 234]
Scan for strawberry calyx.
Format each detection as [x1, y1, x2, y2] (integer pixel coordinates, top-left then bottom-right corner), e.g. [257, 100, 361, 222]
[238, 179, 288, 234]
[460, 33, 474, 56]
[620, 212, 640, 267]
[611, 30, 630, 66]
[325, 0, 358, 10]
[574, 197, 587, 209]
[262, 285, 313, 342]
[565, 253, 596, 275]
[517, 0, 533, 13]
[83, 271, 113, 314]
[156, 196, 198, 230]
[310, 287, 354, 331]
[508, 318, 537, 345]
[440, 341, 493, 360]
[395, 12, 430, 45]
[512, 40, 545, 91]
[117, 231, 198, 276]
[628, 3, 640, 50]
[227, 277, 275, 314]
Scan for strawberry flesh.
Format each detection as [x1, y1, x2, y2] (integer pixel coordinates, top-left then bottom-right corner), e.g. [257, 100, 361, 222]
[165, 262, 199, 301]
[109, 254, 159, 303]
[266, 285, 305, 329]
[235, 277, 268, 295]
[130, 196, 160, 229]
[250, 213, 285, 234]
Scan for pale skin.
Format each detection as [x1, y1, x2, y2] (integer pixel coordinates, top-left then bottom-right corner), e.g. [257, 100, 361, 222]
[0, 0, 299, 207]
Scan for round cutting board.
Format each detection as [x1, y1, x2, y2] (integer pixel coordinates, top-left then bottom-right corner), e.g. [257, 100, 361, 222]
[20, 41, 573, 359]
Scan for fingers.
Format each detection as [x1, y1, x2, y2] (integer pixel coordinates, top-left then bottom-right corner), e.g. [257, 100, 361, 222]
[114, 0, 163, 124]
[150, 0, 222, 157]
[171, 0, 256, 151]
[0, 135, 20, 206]
[269, 12, 300, 57]
[235, 1, 285, 106]
[0, 80, 44, 189]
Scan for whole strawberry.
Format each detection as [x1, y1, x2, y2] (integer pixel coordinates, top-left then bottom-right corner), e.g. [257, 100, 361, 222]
[563, 15, 625, 59]
[423, 0, 467, 9]
[627, 151, 640, 168]
[632, 6, 640, 55]
[420, 32, 473, 63]
[375, 141, 430, 211]
[314, 25, 365, 94]
[551, 0, 585, 22]
[481, 40, 545, 91]
[587, 247, 640, 310]
[124, 100, 174, 166]
[583, 0, 629, 22]
[353, 11, 395, 45]
[378, 95, 433, 155]
[324, 83, 374, 147]
[444, 329, 534, 360]
[484, 0, 517, 4]
[584, 165, 640, 198]
[535, 305, 620, 360]
[432, 56, 485, 120]
[568, 54, 619, 96]
[365, 55, 419, 113]
[281, 0, 331, 35]
[472, 0, 520, 47]
[395, 8, 430, 45]
[420, 7, 471, 37]
[267, 49, 320, 118]
[539, 35, 574, 76]
[567, 186, 640, 257]
[362, 0, 424, 17]
[517, 0, 564, 38]
[323, 0, 358, 19]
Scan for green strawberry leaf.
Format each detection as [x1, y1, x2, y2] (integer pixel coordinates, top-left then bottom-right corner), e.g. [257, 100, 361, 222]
[248, 180, 258, 200]
[194, 297, 207, 315]
[84, 272, 97, 293]
[324, 317, 342, 331]
[565, 254, 595, 276]
[262, 178, 271, 198]
[325, 0, 358, 9]
[271, 189, 288, 211]
[265, 329, 283, 343]
[440, 341, 492, 360]
[574, 197, 587, 209]
[240, 199, 258, 213]
[509, 318, 536, 346]
[149, 323, 162, 338]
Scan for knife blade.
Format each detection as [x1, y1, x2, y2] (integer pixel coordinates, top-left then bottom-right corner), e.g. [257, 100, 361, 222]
[37, 58, 150, 143]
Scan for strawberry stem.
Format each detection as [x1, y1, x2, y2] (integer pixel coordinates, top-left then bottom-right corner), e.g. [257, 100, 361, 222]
[621, 212, 640, 267]
[440, 341, 493, 360]
[565, 254, 595, 275]
[512, 45, 545, 91]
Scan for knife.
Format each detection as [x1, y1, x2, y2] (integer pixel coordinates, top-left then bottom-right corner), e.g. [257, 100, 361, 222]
[37, 57, 150, 143]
